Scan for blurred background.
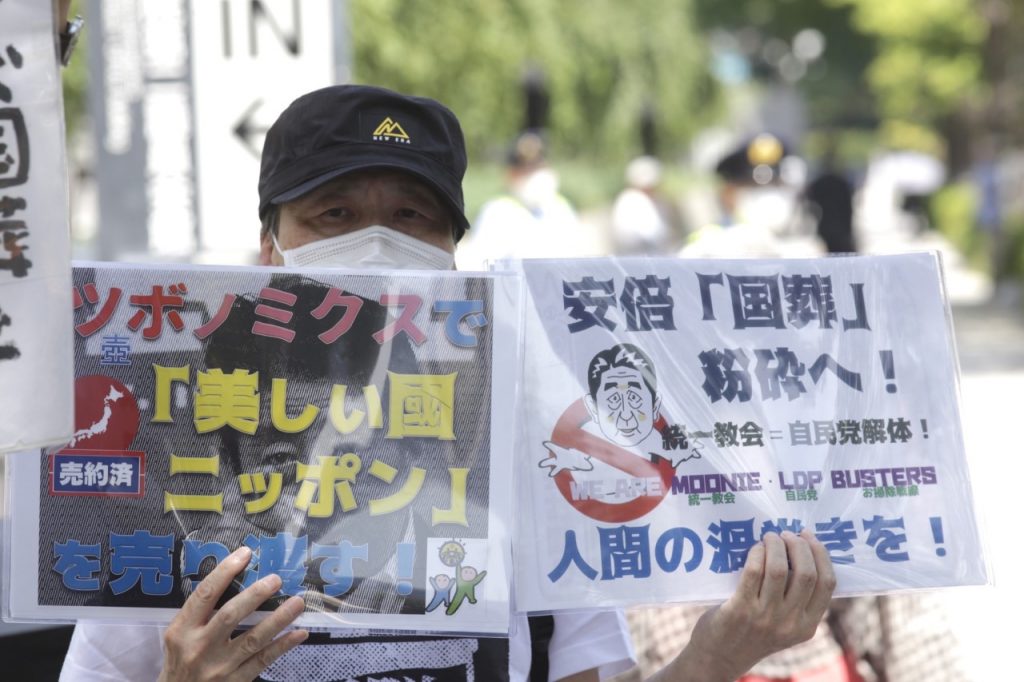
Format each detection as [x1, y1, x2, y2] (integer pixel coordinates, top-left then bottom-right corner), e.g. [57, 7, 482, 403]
[6, 0, 1024, 678]
[59, 0, 1024, 287]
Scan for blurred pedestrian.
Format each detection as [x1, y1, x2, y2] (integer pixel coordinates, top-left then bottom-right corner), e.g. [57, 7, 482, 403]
[680, 134, 823, 258]
[457, 131, 596, 268]
[610, 156, 684, 255]
[805, 140, 857, 254]
[971, 137, 1015, 302]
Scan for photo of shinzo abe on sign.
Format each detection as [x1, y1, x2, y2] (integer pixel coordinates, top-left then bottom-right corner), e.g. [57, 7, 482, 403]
[4, 263, 518, 634]
[512, 253, 988, 612]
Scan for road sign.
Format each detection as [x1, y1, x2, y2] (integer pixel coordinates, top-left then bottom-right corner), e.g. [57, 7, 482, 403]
[190, 0, 337, 261]
[88, 0, 344, 264]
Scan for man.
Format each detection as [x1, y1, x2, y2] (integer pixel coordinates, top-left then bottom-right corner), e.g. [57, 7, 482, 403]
[62, 85, 834, 682]
[680, 134, 822, 259]
[611, 156, 682, 256]
[804, 138, 856, 255]
[456, 131, 597, 269]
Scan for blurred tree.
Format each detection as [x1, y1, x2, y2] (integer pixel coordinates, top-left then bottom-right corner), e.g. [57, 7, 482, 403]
[697, 0, 1024, 174]
[833, 0, 982, 170]
[349, 0, 719, 160]
[695, 0, 878, 131]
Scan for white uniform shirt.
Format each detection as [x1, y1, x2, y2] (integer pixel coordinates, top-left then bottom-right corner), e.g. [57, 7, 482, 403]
[60, 611, 635, 682]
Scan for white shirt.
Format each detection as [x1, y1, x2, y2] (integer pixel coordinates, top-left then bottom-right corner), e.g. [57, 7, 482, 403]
[60, 611, 635, 682]
[457, 195, 598, 270]
[611, 188, 671, 255]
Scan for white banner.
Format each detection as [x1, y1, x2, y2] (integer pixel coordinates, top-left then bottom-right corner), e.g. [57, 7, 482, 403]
[0, 0, 74, 453]
[512, 253, 988, 612]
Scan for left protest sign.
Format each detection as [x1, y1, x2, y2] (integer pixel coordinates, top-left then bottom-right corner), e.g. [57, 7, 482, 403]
[0, 0, 75, 453]
[4, 262, 518, 636]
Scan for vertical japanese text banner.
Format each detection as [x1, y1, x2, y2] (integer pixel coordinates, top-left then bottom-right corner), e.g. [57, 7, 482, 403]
[5, 263, 517, 635]
[513, 254, 987, 612]
[0, 0, 75, 453]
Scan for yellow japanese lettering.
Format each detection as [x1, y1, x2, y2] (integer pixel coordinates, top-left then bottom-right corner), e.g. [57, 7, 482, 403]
[152, 364, 190, 423]
[194, 369, 260, 434]
[387, 372, 457, 440]
[432, 467, 470, 526]
[271, 377, 320, 433]
[164, 492, 223, 514]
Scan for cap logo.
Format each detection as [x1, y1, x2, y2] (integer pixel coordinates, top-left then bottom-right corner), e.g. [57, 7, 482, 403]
[372, 117, 411, 144]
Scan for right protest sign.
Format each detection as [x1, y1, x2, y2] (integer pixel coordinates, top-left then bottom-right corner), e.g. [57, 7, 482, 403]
[512, 253, 988, 613]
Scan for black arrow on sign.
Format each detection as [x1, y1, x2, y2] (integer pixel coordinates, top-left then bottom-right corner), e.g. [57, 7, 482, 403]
[233, 99, 270, 158]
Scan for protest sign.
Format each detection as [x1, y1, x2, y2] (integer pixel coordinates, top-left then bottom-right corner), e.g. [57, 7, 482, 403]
[4, 263, 518, 635]
[0, 0, 75, 453]
[513, 253, 988, 612]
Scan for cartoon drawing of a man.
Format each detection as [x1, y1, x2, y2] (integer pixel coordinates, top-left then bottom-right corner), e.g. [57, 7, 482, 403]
[446, 564, 487, 616]
[584, 343, 662, 447]
[425, 573, 453, 613]
[540, 343, 699, 477]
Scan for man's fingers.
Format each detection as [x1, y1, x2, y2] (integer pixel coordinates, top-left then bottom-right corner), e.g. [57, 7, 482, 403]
[757, 533, 789, 605]
[235, 628, 310, 681]
[803, 529, 837, 617]
[735, 541, 765, 603]
[228, 595, 306, 668]
[207, 573, 284, 640]
[780, 530, 817, 606]
[178, 546, 252, 626]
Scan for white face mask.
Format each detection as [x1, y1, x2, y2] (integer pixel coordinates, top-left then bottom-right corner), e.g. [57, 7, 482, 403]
[271, 225, 455, 271]
[513, 168, 560, 209]
[735, 187, 797, 233]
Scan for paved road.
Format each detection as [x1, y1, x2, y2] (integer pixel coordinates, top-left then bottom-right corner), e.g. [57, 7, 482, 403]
[861, 223, 1024, 679]
[940, 296, 1024, 680]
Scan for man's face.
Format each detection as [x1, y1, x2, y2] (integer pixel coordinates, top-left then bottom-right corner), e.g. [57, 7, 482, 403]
[260, 168, 455, 264]
[586, 366, 660, 447]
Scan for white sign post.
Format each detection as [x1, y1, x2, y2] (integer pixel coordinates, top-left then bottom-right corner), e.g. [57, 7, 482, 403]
[190, 0, 336, 263]
[89, 0, 341, 265]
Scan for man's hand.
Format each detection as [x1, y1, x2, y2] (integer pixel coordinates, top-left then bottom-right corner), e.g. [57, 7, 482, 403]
[539, 441, 594, 477]
[159, 546, 309, 682]
[654, 530, 836, 682]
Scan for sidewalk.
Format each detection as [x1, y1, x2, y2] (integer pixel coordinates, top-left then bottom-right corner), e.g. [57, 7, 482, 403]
[863, 224, 1024, 680]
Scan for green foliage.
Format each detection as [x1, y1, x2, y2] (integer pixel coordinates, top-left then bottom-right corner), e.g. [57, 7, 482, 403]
[931, 182, 986, 270]
[60, 0, 88, 136]
[830, 0, 986, 130]
[695, 0, 878, 128]
[876, 120, 945, 157]
[1005, 216, 1024, 280]
[349, 0, 719, 161]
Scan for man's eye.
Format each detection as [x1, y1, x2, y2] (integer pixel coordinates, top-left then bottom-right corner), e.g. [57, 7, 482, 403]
[607, 394, 621, 407]
[320, 207, 350, 220]
[263, 445, 297, 467]
[627, 393, 643, 408]
[397, 207, 427, 220]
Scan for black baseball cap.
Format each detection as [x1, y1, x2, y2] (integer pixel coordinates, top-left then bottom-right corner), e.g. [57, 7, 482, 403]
[258, 85, 470, 241]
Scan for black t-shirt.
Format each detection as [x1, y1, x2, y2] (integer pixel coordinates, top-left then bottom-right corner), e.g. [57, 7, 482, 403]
[255, 631, 512, 682]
